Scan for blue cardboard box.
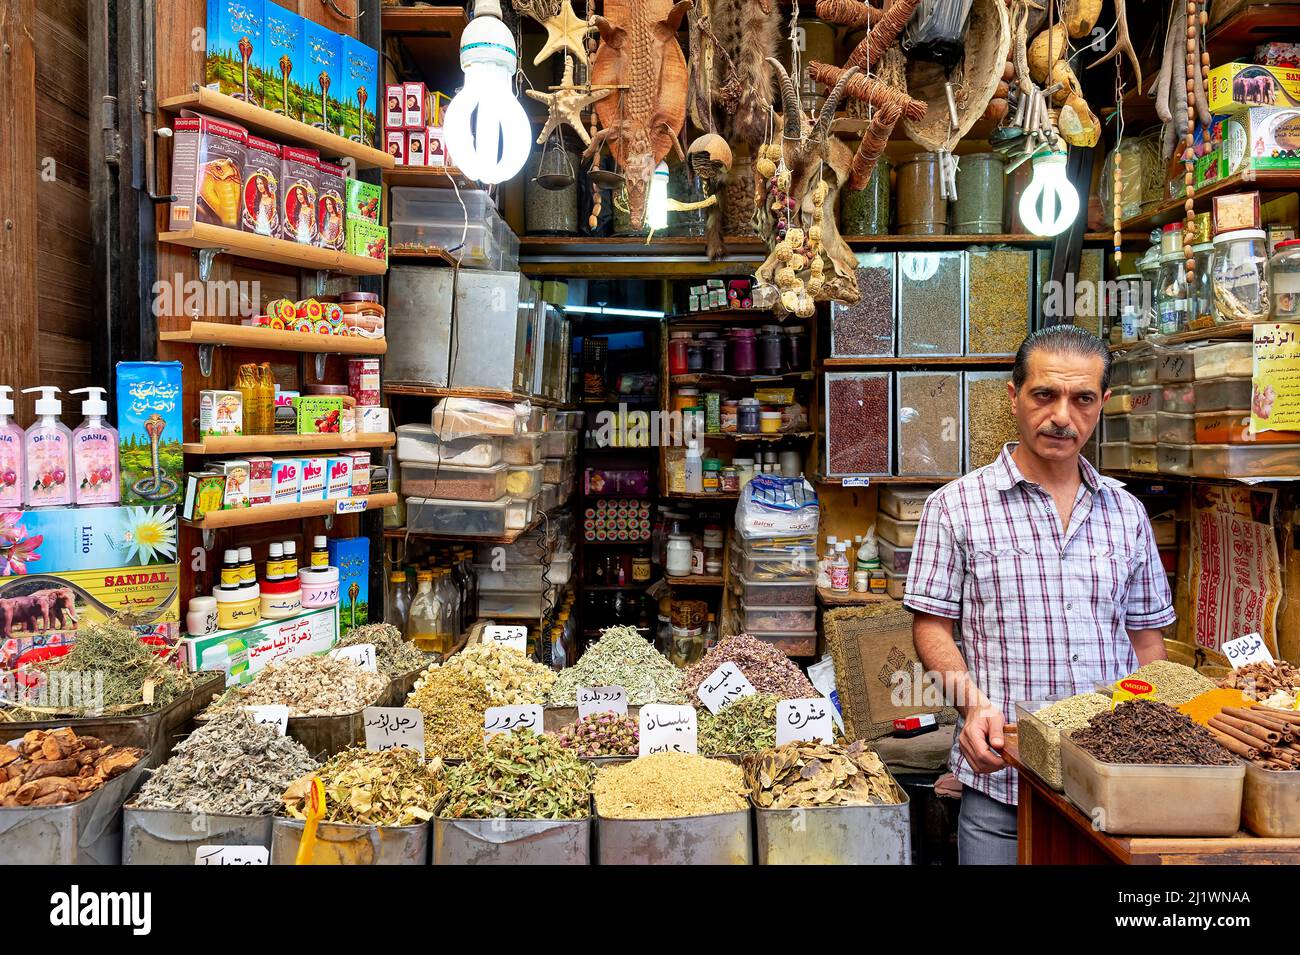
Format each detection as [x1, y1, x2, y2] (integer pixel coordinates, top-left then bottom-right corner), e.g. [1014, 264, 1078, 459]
[116, 361, 184, 506]
[302, 18, 343, 132]
[206, 0, 266, 106]
[328, 536, 369, 634]
[341, 35, 380, 145]
[260, 1, 306, 116]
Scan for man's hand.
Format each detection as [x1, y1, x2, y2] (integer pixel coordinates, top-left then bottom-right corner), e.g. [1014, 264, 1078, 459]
[960, 704, 1007, 774]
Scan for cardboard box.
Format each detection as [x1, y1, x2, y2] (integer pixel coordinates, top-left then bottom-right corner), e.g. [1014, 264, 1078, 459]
[117, 361, 183, 506]
[341, 35, 379, 144]
[326, 457, 352, 499]
[215, 459, 251, 509]
[183, 471, 226, 521]
[205, 0, 265, 105]
[270, 457, 302, 503]
[1217, 108, 1300, 178]
[403, 81, 427, 129]
[346, 219, 387, 263]
[427, 126, 447, 167]
[385, 129, 405, 165]
[241, 135, 281, 236]
[406, 129, 427, 167]
[299, 457, 327, 500]
[345, 178, 381, 223]
[316, 159, 346, 251]
[1208, 62, 1300, 115]
[327, 537, 369, 633]
[168, 115, 247, 231]
[301, 18, 342, 132]
[294, 396, 343, 434]
[199, 390, 243, 436]
[357, 406, 389, 433]
[181, 606, 338, 686]
[247, 455, 273, 506]
[259, 2, 304, 116]
[385, 83, 404, 130]
[279, 146, 320, 244]
[348, 358, 381, 406]
[343, 451, 370, 495]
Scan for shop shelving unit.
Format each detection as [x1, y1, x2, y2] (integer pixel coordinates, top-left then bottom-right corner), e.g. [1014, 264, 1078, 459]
[182, 434, 396, 455]
[158, 224, 387, 277]
[186, 494, 397, 535]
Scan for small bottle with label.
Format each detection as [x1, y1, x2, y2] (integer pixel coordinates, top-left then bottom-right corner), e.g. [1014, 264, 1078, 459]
[220, 549, 242, 589]
[0, 386, 25, 510]
[21, 386, 73, 507]
[310, 534, 329, 569]
[266, 542, 284, 582]
[238, 546, 256, 589]
[282, 539, 298, 577]
[69, 387, 120, 505]
[830, 542, 851, 594]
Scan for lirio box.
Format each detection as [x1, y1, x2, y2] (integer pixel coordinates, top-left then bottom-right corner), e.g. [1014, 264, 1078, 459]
[346, 219, 387, 263]
[341, 35, 379, 144]
[299, 457, 327, 500]
[345, 178, 381, 223]
[327, 537, 370, 633]
[301, 18, 342, 131]
[326, 457, 352, 499]
[117, 361, 183, 506]
[248, 455, 273, 506]
[181, 606, 338, 686]
[260, 2, 304, 116]
[271, 457, 302, 503]
[205, 0, 265, 105]
[343, 451, 370, 494]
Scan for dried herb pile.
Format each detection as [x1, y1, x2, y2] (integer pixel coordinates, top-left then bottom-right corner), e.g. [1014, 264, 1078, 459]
[554, 713, 639, 757]
[744, 740, 904, 808]
[683, 633, 816, 705]
[595, 753, 747, 819]
[0, 728, 144, 807]
[406, 666, 490, 759]
[2, 618, 195, 720]
[1017, 693, 1112, 789]
[1069, 698, 1236, 766]
[132, 710, 317, 816]
[548, 625, 684, 706]
[1110, 660, 1215, 706]
[442, 730, 592, 819]
[282, 747, 445, 827]
[698, 693, 779, 755]
[336, 623, 428, 678]
[439, 643, 555, 706]
[205, 655, 388, 718]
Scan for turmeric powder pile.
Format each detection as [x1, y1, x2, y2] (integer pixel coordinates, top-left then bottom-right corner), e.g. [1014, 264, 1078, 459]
[1177, 688, 1250, 727]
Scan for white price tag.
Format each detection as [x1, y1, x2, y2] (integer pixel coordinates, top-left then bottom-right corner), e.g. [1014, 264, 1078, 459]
[335, 497, 369, 514]
[330, 643, 378, 673]
[484, 625, 528, 653]
[842, 476, 871, 488]
[577, 685, 628, 719]
[639, 704, 698, 756]
[363, 706, 426, 757]
[696, 662, 756, 715]
[776, 698, 835, 746]
[195, 846, 269, 865]
[1223, 632, 1274, 669]
[484, 704, 544, 736]
[244, 705, 289, 737]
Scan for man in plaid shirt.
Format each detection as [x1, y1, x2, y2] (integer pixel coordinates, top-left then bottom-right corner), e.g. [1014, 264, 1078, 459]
[904, 326, 1174, 865]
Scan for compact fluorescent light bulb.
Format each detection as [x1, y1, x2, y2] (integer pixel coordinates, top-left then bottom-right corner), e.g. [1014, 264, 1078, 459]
[443, 11, 531, 184]
[1018, 148, 1080, 238]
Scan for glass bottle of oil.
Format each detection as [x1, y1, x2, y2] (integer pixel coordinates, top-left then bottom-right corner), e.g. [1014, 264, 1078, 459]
[256, 363, 276, 435]
[407, 571, 443, 653]
[235, 364, 260, 434]
[434, 569, 456, 652]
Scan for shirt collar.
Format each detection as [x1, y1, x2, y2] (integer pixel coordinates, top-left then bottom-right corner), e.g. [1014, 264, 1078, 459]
[992, 442, 1123, 494]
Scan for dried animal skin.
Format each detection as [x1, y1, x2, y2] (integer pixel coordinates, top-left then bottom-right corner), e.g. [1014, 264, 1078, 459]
[203, 655, 388, 718]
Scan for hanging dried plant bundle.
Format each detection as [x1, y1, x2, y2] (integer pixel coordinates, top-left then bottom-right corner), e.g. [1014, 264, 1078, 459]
[845, 0, 922, 69]
[814, 0, 883, 31]
[807, 61, 928, 120]
[849, 100, 903, 190]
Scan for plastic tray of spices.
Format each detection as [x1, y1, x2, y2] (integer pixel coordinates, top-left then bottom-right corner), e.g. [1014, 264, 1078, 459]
[1126, 350, 1159, 386]
[1242, 760, 1300, 838]
[399, 462, 507, 502]
[1128, 384, 1161, 415]
[1128, 414, 1157, 445]
[1128, 444, 1159, 474]
[1102, 415, 1130, 444]
[1156, 443, 1194, 475]
[1192, 342, 1252, 379]
[1156, 412, 1195, 444]
[875, 513, 919, 548]
[1103, 387, 1131, 416]
[739, 604, 817, 633]
[405, 496, 516, 536]
[737, 575, 815, 606]
[877, 537, 912, 576]
[1100, 442, 1130, 471]
[1194, 376, 1251, 412]
[1059, 733, 1244, 836]
[1156, 347, 1196, 383]
[1195, 411, 1296, 445]
[1192, 443, 1300, 478]
[501, 432, 545, 466]
[1161, 381, 1196, 413]
[1014, 700, 1070, 791]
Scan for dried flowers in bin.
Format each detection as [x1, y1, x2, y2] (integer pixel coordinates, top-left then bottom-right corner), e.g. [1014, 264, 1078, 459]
[684, 633, 816, 704]
[554, 713, 639, 757]
[442, 730, 592, 819]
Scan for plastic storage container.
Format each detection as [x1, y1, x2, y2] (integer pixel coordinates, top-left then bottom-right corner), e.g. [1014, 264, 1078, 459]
[1103, 387, 1131, 416]
[1102, 415, 1130, 444]
[824, 372, 892, 477]
[396, 425, 501, 467]
[506, 497, 534, 529]
[1129, 444, 1159, 473]
[1241, 761, 1300, 837]
[501, 432, 545, 466]
[1192, 342, 1253, 379]
[543, 457, 572, 485]
[878, 486, 932, 521]
[1195, 411, 1296, 444]
[1127, 351, 1159, 386]
[1156, 412, 1195, 444]
[1212, 228, 1270, 323]
[875, 513, 919, 548]
[829, 252, 895, 358]
[1271, 238, 1300, 320]
[897, 251, 964, 358]
[739, 604, 817, 633]
[740, 541, 818, 580]
[389, 187, 519, 270]
[737, 575, 815, 606]
[1128, 385, 1161, 415]
[543, 429, 578, 458]
[475, 552, 572, 589]
[1100, 442, 1130, 470]
[400, 462, 507, 502]
[1156, 443, 1194, 475]
[1014, 700, 1071, 791]
[405, 496, 515, 536]
[1156, 348, 1196, 382]
[1059, 734, 1243, 836]
[965, 248, 1031, 356]
[479, 589, 547, 618]
[1162, 381, 1197, 413]
[505, 463, 544, 498]
[896, 370, 963, 476]
[877, 537, 912, 575]
[1194, 376, 1252, 411]
[1128, 414, 1158, 445]
[1192, 443, 1300, 478]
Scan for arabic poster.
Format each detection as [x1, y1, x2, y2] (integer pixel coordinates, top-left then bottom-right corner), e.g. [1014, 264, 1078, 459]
[1252, 323, 1300, 433]
[1190, 484, 1282, 660]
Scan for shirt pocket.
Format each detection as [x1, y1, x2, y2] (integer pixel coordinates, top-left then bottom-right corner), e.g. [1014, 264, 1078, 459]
[1080, 548, 1134, 612]
[967, 547, 1039, 637]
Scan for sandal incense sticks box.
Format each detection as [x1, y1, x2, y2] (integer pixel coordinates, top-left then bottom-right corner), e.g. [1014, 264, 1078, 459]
[116, 361, 183, 506]
[241, 134, 281, 236]
[302, 18, 342, 132]
[169, 115, 247, 231]
[205, 0, 265, 106]
[341, 34, 379, 144]
[259, 2, 304, 117]
[315, 159, 346, 251]
[279, 145, 320, 244]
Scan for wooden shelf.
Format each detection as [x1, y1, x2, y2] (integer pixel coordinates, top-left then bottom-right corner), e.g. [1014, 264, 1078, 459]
[384, 383, 563, 407]
[1109, 321, 1255, 352]
[382, 165, 477, 189]
[845, 232, 1123, 246]
[817, 587, 896, 607]
[520, 235, 766, 257]
[1206, 3, 1300, 62]
[670, 371, 814, 384]
[1119, 170, 1300, 233]
[160, 321, 387, 355]
[816, 475, 954, 486]
[381, 4, 467, 34]
[159, 224, 387, 276]
[661, 491, 741, 501]
[382, 5, 468, 80]
[664, 573, 725, 587]
[697, 431, 814, 442]
[159, 88, 394, 169]
[186, 494, 397, 530]
[183, 433, 396, 455]
[821, 356, 1012, 368]
[1101, 469, 1300, 485]
[666, 310, 777, 323]
[383, 513, 543, 546]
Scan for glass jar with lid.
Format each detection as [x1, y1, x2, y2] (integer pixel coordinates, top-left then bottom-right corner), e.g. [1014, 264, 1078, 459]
[782, 325, 807, 371]
[1269, 238, 1300, 320]
[1159, 222, 1184, 257]
[668, 331, 692, 376]
[1136, 246, 1161, 336]
[1187, 242, 1215, 330]
[686, 338, 706, 372]
[1155, 251, 1190, 337]
[1212, 228, 1270, 323]
[706, 337, 728, 372]
[730, 328, 757, 375]
[759, 325, 783, 374]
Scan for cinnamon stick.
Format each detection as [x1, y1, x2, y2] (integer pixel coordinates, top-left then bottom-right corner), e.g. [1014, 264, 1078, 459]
[1225, 706, 1299, 728]
[1209, 717, 1272, 752]
[1209, 727, 1258, 761]
[1214, 713, 1280, 744]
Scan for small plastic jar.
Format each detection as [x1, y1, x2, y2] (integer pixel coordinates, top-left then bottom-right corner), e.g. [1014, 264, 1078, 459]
[783, 325, 807, 371]
[720, 467, 740, 492]
[733, 457, 755, 485]
[686, 340, 706, 372]
[738, 398, 761, 434]
[299, 566, 340, 608]
[215, 585, 260, 631]
[668, 331, 692, 376]
[1270, 238, 1300, 320]
[260, 578, 303, 619]
[666, 533, 693, 576]
[673, 387, 700, 414]
[706, 337, 728, 373]
[186, 595, 218, 637]
[730, 328, 757, 375]
[1213, 228, 1270, 323]
[759, 325, 783, 374]
[759, 410, 782, 434]
[702, 457, 722, 493]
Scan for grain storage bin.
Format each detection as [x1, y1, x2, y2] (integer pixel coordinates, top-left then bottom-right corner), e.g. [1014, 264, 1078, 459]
[824, 372, 892, 477]
[432, 814, 591, 864]
[1194, 411, 1296, 444]
[270, 818, 429, 864]
[595, 808, 753, 865]
[1129, 444, 1159, 473]
[1129, 414, 1158, 445]
[737, 576, 815, 606]
[1128, 385, 1162, 415]
[1103, 387, 1132, 416]
[1102, 415, 1130, 443]
[501, 432, 545, 465]
[829, 253, 895, 358]
[897, 251, 963, 358]
[876, 513, 918, 548]
[1162, 381, 1197, 413]
[1156, 412, 1195, 444]
[1100, 443, 1131, 471]
[1241, 762, 1300, 838]
[396, 425, 501, 467]
[405, 496, 516, 536]
[878, 485, 932, 521]
[1157, 348, 1196, 382]
[1192, 342, 1253, 379]
[896, 371, 963, 476]
[505, 463, 544, 498]
[1194, 376, 1252, 411]
[754, 794, 911, 864]
[965, 248, 1031, 356]
[1127, 350, 1159, 386]
[399, 462, 508, 502]
[1192, 444, 1300, 478]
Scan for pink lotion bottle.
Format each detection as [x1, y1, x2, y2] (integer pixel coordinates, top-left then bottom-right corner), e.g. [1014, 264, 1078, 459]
[70, 387, 120, 505]
[21, 386, 73, 508]
[0, 386, 25, 509]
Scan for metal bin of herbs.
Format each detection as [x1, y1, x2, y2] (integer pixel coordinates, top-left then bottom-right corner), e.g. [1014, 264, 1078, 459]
[432, 810, 591, 865]
[543, 705, 642, 733]
[1241, 761, 1300, 838]
[286, 694, 392, 762]
[595, 806, 752, 865]
[123, 808, 275, 865]
[270, 817, 430, 864]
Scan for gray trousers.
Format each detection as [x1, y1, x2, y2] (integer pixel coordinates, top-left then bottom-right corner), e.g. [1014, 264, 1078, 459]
[958, 786, 1017, 865]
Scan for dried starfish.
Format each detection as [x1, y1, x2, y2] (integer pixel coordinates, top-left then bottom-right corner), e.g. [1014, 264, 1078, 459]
[534, 0, 594, 66]
[525, 56, 613, 145]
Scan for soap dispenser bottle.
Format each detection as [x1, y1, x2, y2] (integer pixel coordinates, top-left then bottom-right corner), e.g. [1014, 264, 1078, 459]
[21, 387, 73, 507]
[0, 387, 25, 510]
[69, 387, 120, 505]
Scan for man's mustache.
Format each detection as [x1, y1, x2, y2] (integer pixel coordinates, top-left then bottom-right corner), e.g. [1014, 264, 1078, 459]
[1038, 424, 1079, 439]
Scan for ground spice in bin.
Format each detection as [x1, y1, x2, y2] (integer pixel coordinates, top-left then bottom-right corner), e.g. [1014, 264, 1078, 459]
[684, 633, 816, 704]
[595, 752, 747, 819]
[131, 710, 317, 815]
[745, 739, 904, 808]
[0, 727, 144, 806]
[548, 625, 684, 706]
[698, 693, 779, 756]
[1176, 688, 1250, 726]
[1068, 698, 1236, 765]
[282, 747, 445, 827]
[442, 730, 592, 819]
[203, 655, 388, 718]
[406, 666, 490, 759]
[336, 623, 428, 678]
[439, 643, 555, 705]
[554, 713, 639, 757]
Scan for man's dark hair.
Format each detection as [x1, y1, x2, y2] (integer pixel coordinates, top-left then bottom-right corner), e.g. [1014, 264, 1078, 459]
[1012, 324, 1112, 393]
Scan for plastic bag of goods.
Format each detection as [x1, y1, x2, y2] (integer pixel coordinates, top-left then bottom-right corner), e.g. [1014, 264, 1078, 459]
[736, 475, 819, 540]
[431, 398, 527, 439]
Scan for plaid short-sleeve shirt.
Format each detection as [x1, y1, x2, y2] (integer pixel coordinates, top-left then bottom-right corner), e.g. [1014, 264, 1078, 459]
[903, 443, 1175, 806]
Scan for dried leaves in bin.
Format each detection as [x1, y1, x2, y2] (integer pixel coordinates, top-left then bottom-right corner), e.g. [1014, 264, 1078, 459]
[281, 747, 445, 827]
[548, 625, 684, 706]
[698, 693, 779, 755]
[336, 623, 428, 678]
[406, 666, 490, 760]
[439, 643, 555, 706]
[743, 739, 904, 809]
[0, 727, 144, 807]
[204, 655, 387, 718]
[442, 730, 592, 820]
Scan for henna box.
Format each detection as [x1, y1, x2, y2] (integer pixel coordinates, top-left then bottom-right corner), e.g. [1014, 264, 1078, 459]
[242, 135, 281, 236]
[169, 114, 247, 232]
[280, 146, 320, 244]
[316, 159, 346, 251]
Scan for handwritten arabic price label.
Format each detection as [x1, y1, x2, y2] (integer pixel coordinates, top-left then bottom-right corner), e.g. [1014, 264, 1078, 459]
[776, 698, 835, 746]
[577, 685, 628, 719]
[335, 497, 369, 515]
[244, 705, 289, 737]
[1223, 632, 1275, 669]
[363, 706, 426, 757]
[639, 704, 698, 756]
[696, 662, 756, 715]
[484, 625, 528, 653]
[330, 643, 377, 673]
[195, 845, 269, 865]
[484, 704, 544, 737]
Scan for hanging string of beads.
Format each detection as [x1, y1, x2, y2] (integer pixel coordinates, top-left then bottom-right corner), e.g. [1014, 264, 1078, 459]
[1182, 0, 1205, 288]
